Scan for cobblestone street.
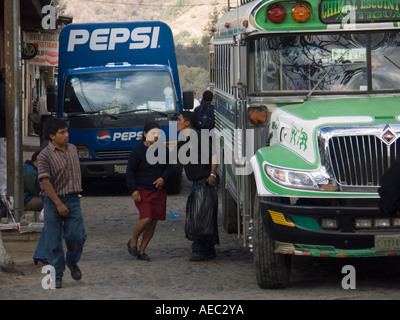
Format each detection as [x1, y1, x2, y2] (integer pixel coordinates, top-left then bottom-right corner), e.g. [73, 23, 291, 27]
[2, 148, 400, 301]
[0, 176, 260, 300]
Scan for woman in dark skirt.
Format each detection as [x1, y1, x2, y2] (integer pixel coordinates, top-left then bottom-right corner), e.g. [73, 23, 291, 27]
[126, 122, 171, 261]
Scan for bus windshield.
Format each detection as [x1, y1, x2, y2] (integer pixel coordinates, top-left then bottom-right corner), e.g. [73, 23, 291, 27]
[249, 31, 400, 95]
[63, 71, 176, 115]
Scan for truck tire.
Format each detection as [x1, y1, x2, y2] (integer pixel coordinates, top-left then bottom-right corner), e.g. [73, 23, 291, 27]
[253, 196, 291, 289]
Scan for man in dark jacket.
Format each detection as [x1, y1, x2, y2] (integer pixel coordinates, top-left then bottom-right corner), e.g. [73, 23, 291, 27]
[23, 150, 43, 211]
[177, 111, 219, 261]
[194, 90, 215, 130]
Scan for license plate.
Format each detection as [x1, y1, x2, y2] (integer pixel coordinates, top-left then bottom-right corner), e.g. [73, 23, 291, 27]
[114, 164, 127, 174]
[374, 235, 400, 252]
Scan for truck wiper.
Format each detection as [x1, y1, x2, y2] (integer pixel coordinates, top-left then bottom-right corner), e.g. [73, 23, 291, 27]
[147, 109, 168, 117]
[118, 108, 168, 117]
[67, 111, 117, 119]
[67, 110, 101, 117]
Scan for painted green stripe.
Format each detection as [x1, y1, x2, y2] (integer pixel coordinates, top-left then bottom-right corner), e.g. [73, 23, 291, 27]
[290, 215, 324, 231]
[280, 97, 400, 121]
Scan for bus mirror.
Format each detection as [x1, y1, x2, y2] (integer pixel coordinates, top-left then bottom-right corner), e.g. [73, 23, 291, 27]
[47, 92, 58, 113]
[182, 90, 194, 110]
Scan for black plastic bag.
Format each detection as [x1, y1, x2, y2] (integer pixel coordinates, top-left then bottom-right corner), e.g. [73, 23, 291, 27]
[185, 181, 219, 243]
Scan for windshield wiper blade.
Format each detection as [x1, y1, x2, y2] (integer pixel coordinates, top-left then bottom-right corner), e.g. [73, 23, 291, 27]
[148, 109, 168, 117]
[305, 50, 348, 100]
[67, 111, 118, 119]
[118, 109, 168, 117]
[67, 110, 101, 117]
[384, 56, 400, 70]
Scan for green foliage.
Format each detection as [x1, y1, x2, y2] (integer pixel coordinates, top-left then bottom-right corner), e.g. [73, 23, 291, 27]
[175, 6, 225, 94]
[178, 65, 209, 99]
[162, 0, 192, 19]
[54, 0, 68, 15]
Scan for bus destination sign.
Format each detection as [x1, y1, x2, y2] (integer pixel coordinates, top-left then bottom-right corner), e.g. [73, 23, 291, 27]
[320, 0, 400, 23]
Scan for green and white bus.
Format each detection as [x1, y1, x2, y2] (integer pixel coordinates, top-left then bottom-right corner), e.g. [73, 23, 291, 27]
[210, 0, 400, 288]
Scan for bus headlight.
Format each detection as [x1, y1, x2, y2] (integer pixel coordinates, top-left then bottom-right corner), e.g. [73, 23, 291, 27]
[264, 164, 330, 190]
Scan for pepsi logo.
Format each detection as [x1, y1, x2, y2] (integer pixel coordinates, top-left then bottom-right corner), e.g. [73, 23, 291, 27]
[97, 131, 111, 144]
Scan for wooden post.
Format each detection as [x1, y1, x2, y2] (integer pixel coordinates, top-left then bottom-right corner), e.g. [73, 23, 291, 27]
[4, 0, 23, 221]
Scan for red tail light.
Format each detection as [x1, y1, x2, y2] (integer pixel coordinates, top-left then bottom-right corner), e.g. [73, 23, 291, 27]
[268, 5, 286, 23]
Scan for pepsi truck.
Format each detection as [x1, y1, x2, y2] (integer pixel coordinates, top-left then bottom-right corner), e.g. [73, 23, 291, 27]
[57, 21, 188, 192]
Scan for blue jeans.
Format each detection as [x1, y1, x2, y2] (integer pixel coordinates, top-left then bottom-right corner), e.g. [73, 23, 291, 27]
[43, 194, 86, 278]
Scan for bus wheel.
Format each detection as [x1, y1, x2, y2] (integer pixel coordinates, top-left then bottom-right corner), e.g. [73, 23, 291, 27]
[222, 158, 238, 233]
[253, 196, 291, 289]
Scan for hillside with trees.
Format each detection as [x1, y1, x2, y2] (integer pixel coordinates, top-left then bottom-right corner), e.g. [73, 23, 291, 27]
[56, 0, 227, 96]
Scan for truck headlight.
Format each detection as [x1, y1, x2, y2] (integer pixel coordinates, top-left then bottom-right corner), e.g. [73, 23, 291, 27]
[77, 146, 92, 159]
[264, 164, 330, 190]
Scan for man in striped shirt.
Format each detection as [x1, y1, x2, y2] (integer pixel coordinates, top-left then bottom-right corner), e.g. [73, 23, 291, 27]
[37, 117, 86, 289]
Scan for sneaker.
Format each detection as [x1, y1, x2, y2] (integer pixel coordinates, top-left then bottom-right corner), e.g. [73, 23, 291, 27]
[67, 264, 82, 280]
[55, 277, 62, 289]
[189, 253, 207, 261]
[205, 252, 216, 260]
[189, 252, 216, 261]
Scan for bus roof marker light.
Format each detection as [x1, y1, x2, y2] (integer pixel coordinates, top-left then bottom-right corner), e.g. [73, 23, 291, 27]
[267, 5, 286, 24]
[292, 4, 311, 23]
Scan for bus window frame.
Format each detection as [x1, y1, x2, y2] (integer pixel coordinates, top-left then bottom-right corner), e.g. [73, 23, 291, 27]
[242, 30, 400, 96]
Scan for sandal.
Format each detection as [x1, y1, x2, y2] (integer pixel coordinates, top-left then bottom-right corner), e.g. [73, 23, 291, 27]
[127, 240, 138, 257]
[137, 253, 150, 261]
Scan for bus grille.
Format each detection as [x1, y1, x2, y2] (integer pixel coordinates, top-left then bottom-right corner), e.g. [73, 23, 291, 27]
[328, 135, 399, 187]
[95, 149, 131, 158]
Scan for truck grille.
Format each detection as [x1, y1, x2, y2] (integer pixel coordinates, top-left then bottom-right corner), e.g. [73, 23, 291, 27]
[328, 135, 399, 188]
[95, 149, 131, 158]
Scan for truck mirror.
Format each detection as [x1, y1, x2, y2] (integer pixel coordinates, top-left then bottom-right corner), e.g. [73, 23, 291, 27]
[47, 92, 57, 113]
[182, 90, 194, 110]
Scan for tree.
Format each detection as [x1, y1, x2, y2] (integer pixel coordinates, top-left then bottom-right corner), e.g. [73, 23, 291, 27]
[175, 7, 225, 95]
[178, 65, 209, 96]
[54, 0, 67, 16]
[0, 231, 20, 274]
[0, 199, 21, 274]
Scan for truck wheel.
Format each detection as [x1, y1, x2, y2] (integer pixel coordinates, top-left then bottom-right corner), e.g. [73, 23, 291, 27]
[253, 196, 291, 289]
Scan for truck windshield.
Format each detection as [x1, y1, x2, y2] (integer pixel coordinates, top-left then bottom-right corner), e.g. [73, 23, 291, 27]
[249, 31, 400, 95]
[63, 70, 176, 115]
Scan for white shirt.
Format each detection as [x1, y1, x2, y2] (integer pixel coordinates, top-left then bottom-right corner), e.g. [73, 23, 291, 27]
[37, 95, 50, 116]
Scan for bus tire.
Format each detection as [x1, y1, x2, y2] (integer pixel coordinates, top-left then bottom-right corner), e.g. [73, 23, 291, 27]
[222, 184, 238, 233]
[253, 196, 291, 289]
[221, 156, 238, 233]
